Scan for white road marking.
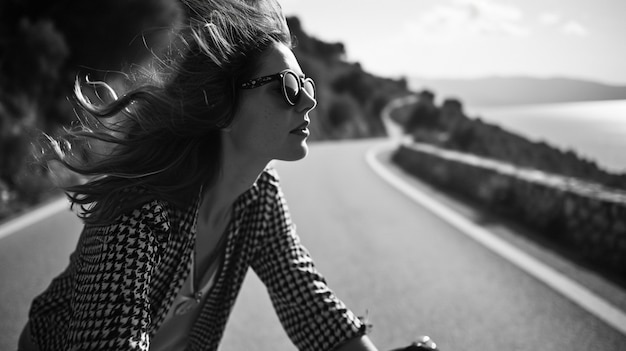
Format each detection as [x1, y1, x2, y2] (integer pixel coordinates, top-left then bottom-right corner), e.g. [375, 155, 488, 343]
[365, 141, 626, 335]
[0, 197, 69, 240]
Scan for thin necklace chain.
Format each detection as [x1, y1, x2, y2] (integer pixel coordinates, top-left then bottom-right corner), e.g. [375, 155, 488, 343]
[189, 230, 229, 300]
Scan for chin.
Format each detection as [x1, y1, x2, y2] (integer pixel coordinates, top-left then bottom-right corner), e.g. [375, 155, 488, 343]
[280, 143, 309, 162]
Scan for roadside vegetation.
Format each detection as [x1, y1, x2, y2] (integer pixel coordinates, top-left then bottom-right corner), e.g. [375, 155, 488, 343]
[393, 90, 626, 190]
[391, 92, 626, 280]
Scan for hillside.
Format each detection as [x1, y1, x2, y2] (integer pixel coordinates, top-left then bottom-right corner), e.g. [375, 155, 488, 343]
[393, 90, 626, 190]
[410, 76, 626, 107]
[287, 17, 408, 140]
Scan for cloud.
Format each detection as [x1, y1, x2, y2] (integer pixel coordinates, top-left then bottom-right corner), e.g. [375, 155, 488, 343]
[405, 0, 530, 42]
[537, 12, 589, 37]
[538, 12, 561, 26]
[561, 20, 589, 37]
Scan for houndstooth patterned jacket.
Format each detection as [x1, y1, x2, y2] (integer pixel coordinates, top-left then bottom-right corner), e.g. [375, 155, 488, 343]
[28, 168, 365, 351]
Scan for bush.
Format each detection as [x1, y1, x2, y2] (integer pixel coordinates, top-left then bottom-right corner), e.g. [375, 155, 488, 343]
[325, 94, 367, 139]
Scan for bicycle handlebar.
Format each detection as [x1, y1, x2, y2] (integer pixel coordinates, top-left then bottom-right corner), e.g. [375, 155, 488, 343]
[389, 335, 439, 351]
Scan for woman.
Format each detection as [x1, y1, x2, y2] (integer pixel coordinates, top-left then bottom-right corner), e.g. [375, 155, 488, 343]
[18, 0, 379, 350]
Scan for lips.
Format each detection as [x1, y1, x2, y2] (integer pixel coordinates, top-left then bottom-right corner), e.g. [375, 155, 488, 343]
[290, 121, 310, 135]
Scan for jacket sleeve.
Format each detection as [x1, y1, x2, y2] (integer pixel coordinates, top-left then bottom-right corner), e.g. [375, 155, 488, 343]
[65, 200, 170, 351]
[251, 175, 366, 351]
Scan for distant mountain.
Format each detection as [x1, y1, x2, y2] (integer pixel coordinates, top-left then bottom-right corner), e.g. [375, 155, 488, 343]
[409, 76, 626, 107]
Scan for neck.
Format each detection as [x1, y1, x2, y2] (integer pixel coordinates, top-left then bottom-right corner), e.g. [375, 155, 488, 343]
[198, 137, 269, 226]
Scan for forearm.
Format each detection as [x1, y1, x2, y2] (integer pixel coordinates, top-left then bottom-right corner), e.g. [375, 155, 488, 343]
[335, 335, 379, 351]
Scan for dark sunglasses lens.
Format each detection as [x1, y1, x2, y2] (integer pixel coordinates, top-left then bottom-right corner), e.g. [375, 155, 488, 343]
[303, 79, 315, 99]
[283, 72, 299, 105]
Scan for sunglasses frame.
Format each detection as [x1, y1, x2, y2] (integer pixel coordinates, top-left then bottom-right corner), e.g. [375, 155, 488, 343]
[240, 69, 315, 106]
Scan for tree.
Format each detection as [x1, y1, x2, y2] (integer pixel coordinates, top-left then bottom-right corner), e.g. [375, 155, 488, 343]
[287, 17, 345, 62]
[1, 0, 182, 73]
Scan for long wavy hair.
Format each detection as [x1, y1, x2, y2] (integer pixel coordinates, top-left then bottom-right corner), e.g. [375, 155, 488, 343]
[42, 0, 292, 225]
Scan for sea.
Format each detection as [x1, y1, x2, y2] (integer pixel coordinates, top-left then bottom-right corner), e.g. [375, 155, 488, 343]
[464, 99, 626, 174]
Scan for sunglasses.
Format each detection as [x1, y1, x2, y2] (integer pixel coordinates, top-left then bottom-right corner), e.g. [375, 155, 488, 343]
[240, 69, 316, 106]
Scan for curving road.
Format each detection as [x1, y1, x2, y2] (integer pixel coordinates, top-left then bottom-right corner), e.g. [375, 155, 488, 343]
[1, 139, 626, 351]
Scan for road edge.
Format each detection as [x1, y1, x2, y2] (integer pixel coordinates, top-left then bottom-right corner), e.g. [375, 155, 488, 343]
[0, 196, 69, 240]
[365, 140, 626, 336]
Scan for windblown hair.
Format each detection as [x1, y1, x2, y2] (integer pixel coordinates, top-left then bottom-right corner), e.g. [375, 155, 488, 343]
[43, 0, 292, 225]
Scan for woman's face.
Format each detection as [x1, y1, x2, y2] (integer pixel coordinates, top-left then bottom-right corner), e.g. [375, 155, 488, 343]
[224, 42, 317, 163]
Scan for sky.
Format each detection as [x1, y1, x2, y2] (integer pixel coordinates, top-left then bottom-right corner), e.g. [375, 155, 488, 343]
[280, 0, 626, 85]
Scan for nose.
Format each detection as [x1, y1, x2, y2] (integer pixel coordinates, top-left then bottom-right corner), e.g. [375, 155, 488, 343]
[297, 87, 317, 113]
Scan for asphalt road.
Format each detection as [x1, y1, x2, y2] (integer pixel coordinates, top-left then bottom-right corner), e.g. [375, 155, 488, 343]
[2, 139, 625, 351]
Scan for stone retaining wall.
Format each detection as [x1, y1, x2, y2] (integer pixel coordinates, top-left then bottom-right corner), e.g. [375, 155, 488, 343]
[392, 142, 626, 275]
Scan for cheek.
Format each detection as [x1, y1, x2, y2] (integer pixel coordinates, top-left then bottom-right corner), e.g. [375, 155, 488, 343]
[232, 104, 283, 147]
[254, 108, 285, 144]
[259, 107, 282, 130]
